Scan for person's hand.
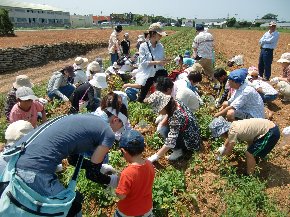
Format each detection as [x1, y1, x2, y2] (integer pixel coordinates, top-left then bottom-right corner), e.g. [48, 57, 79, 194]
[215, 99, 221, 108]
[147, 153, 160, 162]
[62, 95, 69, 102]
[100, 164, 117, 175]
[158, 60, 169, 66]
[218, 146, 225, 155]
[214, 112, 220, 118]
[270, 77, 280, 84]
[108, 174, 119, 188]
[122, 83, 129, 89]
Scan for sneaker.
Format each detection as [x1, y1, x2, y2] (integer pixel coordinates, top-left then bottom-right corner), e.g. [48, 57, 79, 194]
[166, 149, 183, 161]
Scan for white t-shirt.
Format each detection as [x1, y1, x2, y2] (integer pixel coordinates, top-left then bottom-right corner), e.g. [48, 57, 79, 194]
[250, 80, 278, 96]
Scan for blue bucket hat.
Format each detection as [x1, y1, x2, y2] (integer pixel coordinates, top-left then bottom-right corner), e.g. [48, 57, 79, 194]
[119, 130, 145, 149]
[228, 68, 248, 84]
[209, 117, 231, 138]
[195, 24, 204, 31]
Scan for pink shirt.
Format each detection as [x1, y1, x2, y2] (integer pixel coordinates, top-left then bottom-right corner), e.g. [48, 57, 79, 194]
[9, 101, 44, 128]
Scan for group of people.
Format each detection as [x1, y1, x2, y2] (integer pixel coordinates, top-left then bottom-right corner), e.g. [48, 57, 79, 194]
[1, 21, 290, 217]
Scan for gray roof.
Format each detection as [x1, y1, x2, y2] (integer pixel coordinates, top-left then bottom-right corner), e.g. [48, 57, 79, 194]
[0, 0, 66, 12]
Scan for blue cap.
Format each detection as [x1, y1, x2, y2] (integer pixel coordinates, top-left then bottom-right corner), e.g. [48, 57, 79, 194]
[119, 130, 145, 149]
[195, 24, 204, 31]
[184, 50, 191, 58]
[228, 68, 248, 84]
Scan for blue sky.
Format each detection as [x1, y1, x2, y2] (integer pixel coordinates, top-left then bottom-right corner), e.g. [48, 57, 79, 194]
[23, 0, 290, 21]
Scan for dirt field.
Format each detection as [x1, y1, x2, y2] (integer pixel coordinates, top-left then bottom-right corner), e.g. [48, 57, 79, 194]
[0, 28, 289, 215]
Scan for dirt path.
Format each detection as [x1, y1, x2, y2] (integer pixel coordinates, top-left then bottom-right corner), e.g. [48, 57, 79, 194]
[0, 47, 109, 93]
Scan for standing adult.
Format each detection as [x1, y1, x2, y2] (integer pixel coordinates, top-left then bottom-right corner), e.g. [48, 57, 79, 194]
[136, 23, 169, 102]
[192, 24, 215, 82]
[108, 25, 123, 65]
[120, 32, 131, 56]
[258, 21, 280, 81]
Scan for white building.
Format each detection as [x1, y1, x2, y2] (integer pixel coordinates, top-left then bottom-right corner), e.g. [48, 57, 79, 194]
[181, 19, 194, 27]
[0, 0, 70, 27]
[195, 19, 227, 27]
[70, 15, 93, 28]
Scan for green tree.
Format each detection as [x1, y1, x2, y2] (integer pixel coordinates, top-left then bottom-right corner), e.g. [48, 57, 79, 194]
[261, 13, 278, 20]
[0, 8, 14, 36]
[226, 17, 236, 27]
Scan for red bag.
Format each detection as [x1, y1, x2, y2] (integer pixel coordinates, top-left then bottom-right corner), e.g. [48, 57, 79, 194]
[168, 69, 184, 81]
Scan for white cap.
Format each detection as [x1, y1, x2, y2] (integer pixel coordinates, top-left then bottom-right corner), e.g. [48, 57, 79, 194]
[89, 73, 108, 89]
[5, 120, 34, 144]
[16, 86, 38, 101]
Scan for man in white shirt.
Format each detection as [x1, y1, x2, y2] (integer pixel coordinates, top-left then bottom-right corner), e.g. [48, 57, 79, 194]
[192, 24, 215, 82]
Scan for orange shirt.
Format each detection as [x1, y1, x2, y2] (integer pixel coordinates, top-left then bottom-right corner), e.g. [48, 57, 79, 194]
[116, 160, 155, 216]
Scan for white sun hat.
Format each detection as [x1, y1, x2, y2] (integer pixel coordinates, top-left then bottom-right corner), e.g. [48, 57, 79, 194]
[89, 73, 108, 89]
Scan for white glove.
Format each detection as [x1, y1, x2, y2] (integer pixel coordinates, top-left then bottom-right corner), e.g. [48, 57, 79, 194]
[216, 155, 222, 161]
[215, 99, 221, 108]
[147, 153, 160, 163]
[270, 77, 280, 84]
[38, 98, 48, 105]
[108, 174, 118, 188]
[218, 146, 226, 155]
[62, 95, 69, 102]
[155, 115, 165, 124]
[100, 164, 116, 174]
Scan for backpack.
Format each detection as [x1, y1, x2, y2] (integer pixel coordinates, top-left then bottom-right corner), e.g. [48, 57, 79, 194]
[0, 115, 83, 217]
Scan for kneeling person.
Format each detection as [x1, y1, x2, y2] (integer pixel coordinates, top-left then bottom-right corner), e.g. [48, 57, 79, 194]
[209, 117, 280, 175]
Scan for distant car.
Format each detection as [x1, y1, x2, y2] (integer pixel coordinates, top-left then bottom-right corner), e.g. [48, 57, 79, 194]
[101, 22, 110, 25]
[171, 23, 175, 27]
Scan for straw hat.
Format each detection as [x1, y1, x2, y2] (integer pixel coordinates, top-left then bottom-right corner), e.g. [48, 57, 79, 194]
[13, 75, 34, 89]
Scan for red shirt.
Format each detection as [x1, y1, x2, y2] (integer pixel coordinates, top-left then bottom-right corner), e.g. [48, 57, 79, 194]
[116, 160, 155, 216]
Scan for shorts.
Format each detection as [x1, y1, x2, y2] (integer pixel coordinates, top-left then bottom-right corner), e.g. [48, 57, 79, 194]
[234, 110, 253, 120]
[247, 125, 280, 158]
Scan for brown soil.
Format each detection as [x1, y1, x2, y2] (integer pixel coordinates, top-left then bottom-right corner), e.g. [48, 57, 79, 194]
[0, 28, 289, 216]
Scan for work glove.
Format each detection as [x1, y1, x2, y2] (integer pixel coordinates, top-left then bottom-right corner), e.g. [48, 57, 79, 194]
[62, 95, 69, 102]
[270, 77, 279, 84]
[108, 174, 118, 188]
[100, 164, 117, 175]
[216, 146, 225, 161]
[147, 153, 160, 163]
[215, 98, 221, 108]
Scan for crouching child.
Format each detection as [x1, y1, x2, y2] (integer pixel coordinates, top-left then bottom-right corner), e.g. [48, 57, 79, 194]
[114, 130, 155, 217]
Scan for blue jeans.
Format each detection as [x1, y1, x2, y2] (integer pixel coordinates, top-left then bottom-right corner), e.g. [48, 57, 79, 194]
[258, 48, 273, 80]
[125, 88, 139, 101]
[110, 53, 118, 65]
[48, 85, 75, 100]
[260, 93, 278, 103]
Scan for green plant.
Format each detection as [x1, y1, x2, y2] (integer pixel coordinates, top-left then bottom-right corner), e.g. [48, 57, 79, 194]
[145, 132, 164, 150]
[60, 166, 116, 208]
[221, 173, 287, 217]
[32, 83, 47, 98]
[108, 150, 127, 171]
[128, 102, 156, 126]
[153, 166, 186, 215]
[0, 8, 14, 36]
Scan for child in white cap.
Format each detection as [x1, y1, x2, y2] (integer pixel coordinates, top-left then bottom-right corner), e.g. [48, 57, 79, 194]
[4, 75, 33, 120]
[9, 87, 47, 128]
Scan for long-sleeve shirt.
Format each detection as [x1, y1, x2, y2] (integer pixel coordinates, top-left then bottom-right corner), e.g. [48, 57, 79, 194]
[70, 82, 99, 113]
[108, 30, 121, 54]
[4, 88, 17, 120]
[135, 41, 165, 86]
[259, 30, 279, 49]
[47, 71, 70, 99]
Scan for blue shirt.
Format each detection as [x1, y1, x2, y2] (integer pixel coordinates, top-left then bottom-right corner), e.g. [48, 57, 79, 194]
[16, 114, 115, 174]
[259, 30, 279, 49]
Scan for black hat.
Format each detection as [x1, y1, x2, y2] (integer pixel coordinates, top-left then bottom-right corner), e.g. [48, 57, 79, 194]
[115, 25, 123, 32]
